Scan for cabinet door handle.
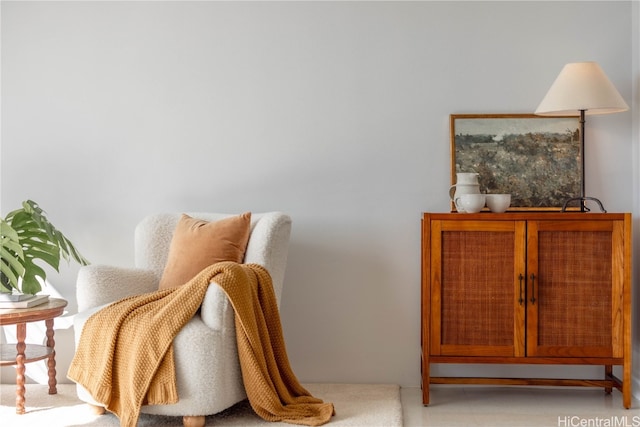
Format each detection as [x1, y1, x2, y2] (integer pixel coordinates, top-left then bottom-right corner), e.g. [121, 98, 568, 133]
[529, 273, 536, 304]
[518, 274, 524, 305]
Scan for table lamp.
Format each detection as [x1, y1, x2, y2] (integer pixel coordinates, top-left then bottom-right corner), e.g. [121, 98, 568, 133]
[535, 61, 628, 212]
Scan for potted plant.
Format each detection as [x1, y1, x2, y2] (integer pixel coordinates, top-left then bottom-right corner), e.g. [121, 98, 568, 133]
[1, 200, 89, 296]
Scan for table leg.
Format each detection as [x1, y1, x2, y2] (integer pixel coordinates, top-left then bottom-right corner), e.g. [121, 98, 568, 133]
[45, 318, 57, 395]
[15, 323, 26, 415]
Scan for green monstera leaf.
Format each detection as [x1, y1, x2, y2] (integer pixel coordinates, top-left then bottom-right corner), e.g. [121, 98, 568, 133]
[1, 219, 25, 289]
[1, 200, 89, 295]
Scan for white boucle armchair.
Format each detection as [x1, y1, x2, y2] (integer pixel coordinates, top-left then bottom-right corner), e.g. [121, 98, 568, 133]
[72, 212, 292, 427]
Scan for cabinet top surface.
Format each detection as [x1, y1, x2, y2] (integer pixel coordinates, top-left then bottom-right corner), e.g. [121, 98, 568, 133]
[423, 212, 629, 221]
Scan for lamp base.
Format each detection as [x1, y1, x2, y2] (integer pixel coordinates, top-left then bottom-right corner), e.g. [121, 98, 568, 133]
[561, 196, 607, 213]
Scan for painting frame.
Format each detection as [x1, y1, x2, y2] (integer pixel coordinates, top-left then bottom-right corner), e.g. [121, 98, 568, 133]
[450, 114, 582, 211]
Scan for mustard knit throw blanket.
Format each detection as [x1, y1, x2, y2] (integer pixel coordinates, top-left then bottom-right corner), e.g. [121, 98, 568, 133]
[68, 262, 334, 427]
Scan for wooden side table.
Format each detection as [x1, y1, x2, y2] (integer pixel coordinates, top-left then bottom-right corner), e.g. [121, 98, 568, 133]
[0, 298, 67, 414]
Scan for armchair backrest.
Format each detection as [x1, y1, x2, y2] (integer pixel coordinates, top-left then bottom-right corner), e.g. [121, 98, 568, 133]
[134, 212, 292, 302]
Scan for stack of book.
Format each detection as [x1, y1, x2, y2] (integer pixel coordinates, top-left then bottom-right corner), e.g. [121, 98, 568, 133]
[0, 294, 49, 309]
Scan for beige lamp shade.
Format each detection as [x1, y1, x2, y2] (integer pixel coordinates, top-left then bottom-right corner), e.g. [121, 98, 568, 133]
[535, 62, 629, 116]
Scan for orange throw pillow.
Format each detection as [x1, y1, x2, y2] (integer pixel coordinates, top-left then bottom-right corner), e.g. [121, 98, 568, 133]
[158, 212, 252, 290]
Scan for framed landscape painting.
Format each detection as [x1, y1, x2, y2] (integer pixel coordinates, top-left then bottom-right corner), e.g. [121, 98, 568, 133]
[450, 114, 582, 211]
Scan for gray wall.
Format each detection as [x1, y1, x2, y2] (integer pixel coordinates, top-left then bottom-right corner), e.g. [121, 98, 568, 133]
[2, 1, 638, 394]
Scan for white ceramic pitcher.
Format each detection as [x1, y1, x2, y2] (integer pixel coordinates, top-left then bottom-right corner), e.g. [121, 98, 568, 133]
[449, 172, 480, 212]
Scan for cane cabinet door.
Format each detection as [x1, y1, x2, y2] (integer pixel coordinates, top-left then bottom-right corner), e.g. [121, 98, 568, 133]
[526, 220, 624, 358]
[429, 219, 526, 357]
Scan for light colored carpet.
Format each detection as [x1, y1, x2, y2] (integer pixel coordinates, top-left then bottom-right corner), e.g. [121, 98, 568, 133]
[1, 383, 402, 426]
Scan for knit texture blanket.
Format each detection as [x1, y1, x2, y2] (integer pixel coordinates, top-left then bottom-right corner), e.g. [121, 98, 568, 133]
[68, 262, 334, 427]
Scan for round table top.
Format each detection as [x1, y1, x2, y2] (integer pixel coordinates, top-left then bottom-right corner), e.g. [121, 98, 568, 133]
[0, 298, 68, 325]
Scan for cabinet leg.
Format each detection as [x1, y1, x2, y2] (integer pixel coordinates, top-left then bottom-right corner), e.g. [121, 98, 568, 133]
[604, 365, 613, 394]
[422, 381, 430, 405]
[422, 354, 430, 405]
[623, 356, 632, 409]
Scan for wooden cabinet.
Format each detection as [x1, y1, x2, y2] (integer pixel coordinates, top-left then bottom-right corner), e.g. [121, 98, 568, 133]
[421, 212, 632, 408]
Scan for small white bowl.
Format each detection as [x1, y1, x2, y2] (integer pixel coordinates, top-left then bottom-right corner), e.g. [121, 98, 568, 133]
[486, 194, 511, 213]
